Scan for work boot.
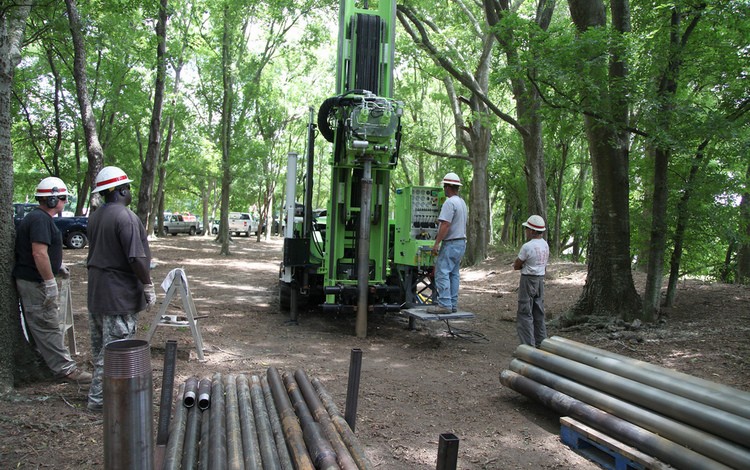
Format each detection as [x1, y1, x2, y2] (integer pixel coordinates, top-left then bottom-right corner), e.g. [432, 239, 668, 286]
[426, 304, 452, 314]
[87, 402, 103, 413]
[62, 368, 92, 385]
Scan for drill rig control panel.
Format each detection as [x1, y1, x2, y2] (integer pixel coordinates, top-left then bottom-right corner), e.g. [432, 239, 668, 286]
[393, 186, 443, 267]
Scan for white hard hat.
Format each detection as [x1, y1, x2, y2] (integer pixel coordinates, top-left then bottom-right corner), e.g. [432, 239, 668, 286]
[522, 215, 546, 232]
[35, 176, 68, 197]
[92, 166, 133, 193]
[441, 172, 462, 186]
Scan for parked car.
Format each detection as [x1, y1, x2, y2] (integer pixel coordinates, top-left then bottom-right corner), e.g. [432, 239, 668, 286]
[228, 212, 259, 237]
[161, 213, 200, 236]
[210, 219, 220, 234]
[13, 203, 88, 249]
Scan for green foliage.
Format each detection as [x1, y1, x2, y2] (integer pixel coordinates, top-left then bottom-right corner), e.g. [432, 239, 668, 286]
[7, 0, 750, 281]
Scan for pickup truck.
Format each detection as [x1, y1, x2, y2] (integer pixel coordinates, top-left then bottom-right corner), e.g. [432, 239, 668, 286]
[229, 212, 259, 237]
[13, 203, 88, 249]
[161, 214, 200, 236]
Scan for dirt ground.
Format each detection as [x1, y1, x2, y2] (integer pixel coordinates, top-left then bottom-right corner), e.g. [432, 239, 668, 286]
[1, 235, 748, 469]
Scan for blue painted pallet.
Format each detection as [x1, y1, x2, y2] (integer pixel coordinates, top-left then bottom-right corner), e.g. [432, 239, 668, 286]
[561, 422, 646, 470]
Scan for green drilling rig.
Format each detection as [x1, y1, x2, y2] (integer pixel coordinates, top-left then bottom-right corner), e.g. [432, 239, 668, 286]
[279, 0, 443, 337]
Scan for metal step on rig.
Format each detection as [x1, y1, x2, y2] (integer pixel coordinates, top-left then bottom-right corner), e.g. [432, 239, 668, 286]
[280, 0, 444, 338]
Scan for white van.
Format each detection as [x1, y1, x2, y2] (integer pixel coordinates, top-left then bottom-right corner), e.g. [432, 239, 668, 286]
[228, 212, 259, 237]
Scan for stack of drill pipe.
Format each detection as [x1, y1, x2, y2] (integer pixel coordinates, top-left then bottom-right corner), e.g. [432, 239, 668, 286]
[500, 335, 750, 469]
[312, 376, 373, 470]
[164, 369, 371, 469]
[295, 369, 359, 470]
[261, 375, 295, 469]
[281, 370, 340, 469]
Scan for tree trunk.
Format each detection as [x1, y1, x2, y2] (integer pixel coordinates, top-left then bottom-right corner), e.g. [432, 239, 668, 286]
[0, 1, 33, 393]
[219, 4, 233, 256]
[666, 140, 708, 305]
[567, 0, 642, 323]
[551, 141, 569, 257]
[465, 109, 491, 265]
[137, 0, 169, 227]
[65, 0, 104, 202]
[737, 159, 750, 284]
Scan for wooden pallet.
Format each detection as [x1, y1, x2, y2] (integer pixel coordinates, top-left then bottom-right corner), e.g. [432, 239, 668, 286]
[560, 417, 673, 470]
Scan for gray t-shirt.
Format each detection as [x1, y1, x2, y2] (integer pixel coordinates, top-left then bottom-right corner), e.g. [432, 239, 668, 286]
[87, 203, 151, 315]
[518, 238, 549, 276]
[438, 195, 468, 240]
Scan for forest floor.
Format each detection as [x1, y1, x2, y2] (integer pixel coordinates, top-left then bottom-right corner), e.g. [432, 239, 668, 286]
[0, 235, 748, 469]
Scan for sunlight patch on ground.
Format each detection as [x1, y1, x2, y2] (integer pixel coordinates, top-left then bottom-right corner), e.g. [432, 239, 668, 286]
[462, 267, 513, 282]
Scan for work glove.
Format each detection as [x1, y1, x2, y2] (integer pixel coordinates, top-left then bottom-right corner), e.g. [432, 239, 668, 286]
[144, 283, 157, 308]
[58, 264, 70, 279]
[42, 278, 59, 308]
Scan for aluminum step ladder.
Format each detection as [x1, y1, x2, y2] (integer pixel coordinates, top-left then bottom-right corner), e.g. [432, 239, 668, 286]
[146, 268, 205, 361]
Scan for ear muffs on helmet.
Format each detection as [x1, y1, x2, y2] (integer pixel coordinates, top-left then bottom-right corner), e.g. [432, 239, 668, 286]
[46, 187, 60, 208]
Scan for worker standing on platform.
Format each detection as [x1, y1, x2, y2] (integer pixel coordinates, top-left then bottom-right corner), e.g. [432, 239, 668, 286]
[428, 172, 468, 314]
[85, 166, 156, 412]
[513, 215, 550, 348]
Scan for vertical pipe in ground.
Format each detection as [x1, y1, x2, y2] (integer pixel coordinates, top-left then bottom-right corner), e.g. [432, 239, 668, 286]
[103, 339, 153, 470]
[344, 348, 362, 432]
[436, 433, 459, 470]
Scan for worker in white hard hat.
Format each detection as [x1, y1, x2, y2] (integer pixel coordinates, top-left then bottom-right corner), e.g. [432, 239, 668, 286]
[13, 177, 92, 385]
[85, 166, 156, 412]
[513, 215, 550, 347]
[428, 172, 468, 314]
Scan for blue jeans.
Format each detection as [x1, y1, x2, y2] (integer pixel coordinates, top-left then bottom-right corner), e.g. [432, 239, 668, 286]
[434, 239, 466, 310]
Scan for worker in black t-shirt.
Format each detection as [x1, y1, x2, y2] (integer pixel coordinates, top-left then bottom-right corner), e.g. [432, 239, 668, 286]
[13, 176, 92, 385]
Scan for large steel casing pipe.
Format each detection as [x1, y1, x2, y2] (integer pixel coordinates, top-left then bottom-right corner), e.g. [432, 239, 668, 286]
[508, 360, 750, 468]
[103, 339, 153, 470]
[500, 370, 733, 470]
[515, 344, 750, 447]
[541, 336, 750, 418]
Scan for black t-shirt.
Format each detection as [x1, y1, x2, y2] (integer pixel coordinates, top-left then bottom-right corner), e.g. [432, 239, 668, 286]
[87, 203, 151, 315]
[13, 207, 63, 282]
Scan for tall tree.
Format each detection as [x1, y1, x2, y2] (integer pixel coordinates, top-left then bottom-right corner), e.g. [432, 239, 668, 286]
[566, 0, 642, 322]
[137, 0, 169, 227]
[738, 157, 750, 284]
[64, 0, 103, 203]
[483, 0, 555, 226]
[397, 3, 497, 264]
[641, 4, 706, 320]
[0, 0, 33, 393]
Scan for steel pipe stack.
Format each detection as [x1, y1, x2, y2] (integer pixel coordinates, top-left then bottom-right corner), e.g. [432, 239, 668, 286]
[163, 368, 373, 469]
[500, 335, 750, 469]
